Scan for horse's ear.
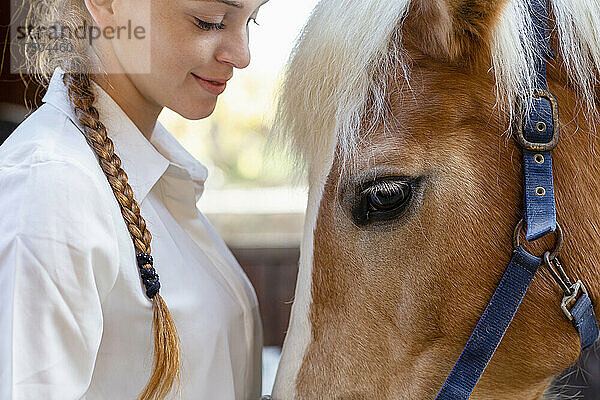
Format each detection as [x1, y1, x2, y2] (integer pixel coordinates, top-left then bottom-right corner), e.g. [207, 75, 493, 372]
[404, 0, 506, 64]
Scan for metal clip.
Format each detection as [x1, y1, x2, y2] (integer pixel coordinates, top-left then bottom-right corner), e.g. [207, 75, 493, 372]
[561, 280, 589, 321]
[543, 253, 592, 322]
[543, 252, 573, 295]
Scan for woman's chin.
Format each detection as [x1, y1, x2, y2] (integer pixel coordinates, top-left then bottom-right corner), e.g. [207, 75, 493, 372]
[175, 101, 218, 120]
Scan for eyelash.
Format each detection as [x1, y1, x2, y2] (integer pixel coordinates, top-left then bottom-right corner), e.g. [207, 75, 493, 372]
[193, 16, 260, 31]
[194, 17, 225, 31]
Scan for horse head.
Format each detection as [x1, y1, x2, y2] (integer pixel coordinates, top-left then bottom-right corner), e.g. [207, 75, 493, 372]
[271, 0, 600, 398]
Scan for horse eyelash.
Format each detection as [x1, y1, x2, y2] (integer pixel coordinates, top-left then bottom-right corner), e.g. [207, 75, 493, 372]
[361, 179, 409, 198]
[194, 17, 225, 31]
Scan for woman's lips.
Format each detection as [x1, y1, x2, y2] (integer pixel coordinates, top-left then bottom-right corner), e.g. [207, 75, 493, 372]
[191, 73, 227, 96]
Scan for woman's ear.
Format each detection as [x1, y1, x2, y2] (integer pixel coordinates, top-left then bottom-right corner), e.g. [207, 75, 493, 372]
[83, 0, 115, 29]
[403, 0, 507, 64]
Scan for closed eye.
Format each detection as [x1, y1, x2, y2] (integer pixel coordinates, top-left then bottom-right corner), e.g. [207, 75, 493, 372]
[194, 17, 225, 31]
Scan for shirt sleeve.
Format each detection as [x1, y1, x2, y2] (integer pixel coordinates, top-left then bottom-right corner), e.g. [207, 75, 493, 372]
[0, 153, 120, 400]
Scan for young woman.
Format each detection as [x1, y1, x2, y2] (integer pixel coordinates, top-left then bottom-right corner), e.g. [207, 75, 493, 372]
[0, 0, 267, 398]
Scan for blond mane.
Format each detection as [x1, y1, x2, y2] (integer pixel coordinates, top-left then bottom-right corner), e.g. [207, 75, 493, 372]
[271, 0, 600, 170]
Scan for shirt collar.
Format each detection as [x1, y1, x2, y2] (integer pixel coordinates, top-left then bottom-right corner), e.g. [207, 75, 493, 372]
[41, 66, 208, 203]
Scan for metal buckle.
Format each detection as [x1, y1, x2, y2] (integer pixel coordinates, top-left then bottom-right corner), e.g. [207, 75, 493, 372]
[561, 280, 589, 321]
[514, 89, 560, 152]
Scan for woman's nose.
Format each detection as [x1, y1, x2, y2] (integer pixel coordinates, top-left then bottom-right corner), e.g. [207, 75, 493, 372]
[215, 28, 251, 69]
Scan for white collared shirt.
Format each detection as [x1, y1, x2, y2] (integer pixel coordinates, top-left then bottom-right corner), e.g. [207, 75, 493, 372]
[0, 66, 262, 400]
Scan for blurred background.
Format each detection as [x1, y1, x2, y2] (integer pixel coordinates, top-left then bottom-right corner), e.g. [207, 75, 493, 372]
[1, 0, 599, 397]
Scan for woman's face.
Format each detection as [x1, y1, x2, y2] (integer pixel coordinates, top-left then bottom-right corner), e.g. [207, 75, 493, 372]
[105, 0, 267, 119]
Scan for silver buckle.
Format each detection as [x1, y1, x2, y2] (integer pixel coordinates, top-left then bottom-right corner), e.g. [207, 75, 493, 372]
[561, 280, 589, 321]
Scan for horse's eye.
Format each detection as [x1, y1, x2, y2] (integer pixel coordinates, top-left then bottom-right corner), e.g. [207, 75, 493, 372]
[352, 178, 413, 225]
[367, 181, 410, 211]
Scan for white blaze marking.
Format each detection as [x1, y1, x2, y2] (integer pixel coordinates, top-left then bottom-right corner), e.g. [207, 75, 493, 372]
[271, 158, 334, 399]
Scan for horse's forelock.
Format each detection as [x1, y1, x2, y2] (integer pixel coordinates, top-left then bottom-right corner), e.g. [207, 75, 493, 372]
[270, 0, 412, 178]
[271, 0, 600, 173]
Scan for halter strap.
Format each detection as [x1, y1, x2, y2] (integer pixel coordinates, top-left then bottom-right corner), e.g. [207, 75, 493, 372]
[435, 0, 599, 398]
[519, 0, 557, 241]
[435, 247, 540, 399]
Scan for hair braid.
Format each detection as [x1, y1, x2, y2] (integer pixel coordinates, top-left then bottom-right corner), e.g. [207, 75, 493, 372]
[63, 71, 181, 400]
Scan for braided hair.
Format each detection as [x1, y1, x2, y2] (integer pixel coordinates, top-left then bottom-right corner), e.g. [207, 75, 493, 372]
[21, 1, 182, 395]
[62, 70, 182, 399]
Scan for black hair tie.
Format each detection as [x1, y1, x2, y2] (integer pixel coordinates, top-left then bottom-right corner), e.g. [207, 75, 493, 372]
[136, 253, 161, 299]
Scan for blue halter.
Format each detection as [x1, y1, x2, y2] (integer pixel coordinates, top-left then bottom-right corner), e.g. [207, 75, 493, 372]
[435, 1, 600, 399]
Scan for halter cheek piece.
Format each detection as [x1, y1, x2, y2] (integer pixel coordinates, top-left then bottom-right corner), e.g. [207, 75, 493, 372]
[435, 1, 600, 399]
